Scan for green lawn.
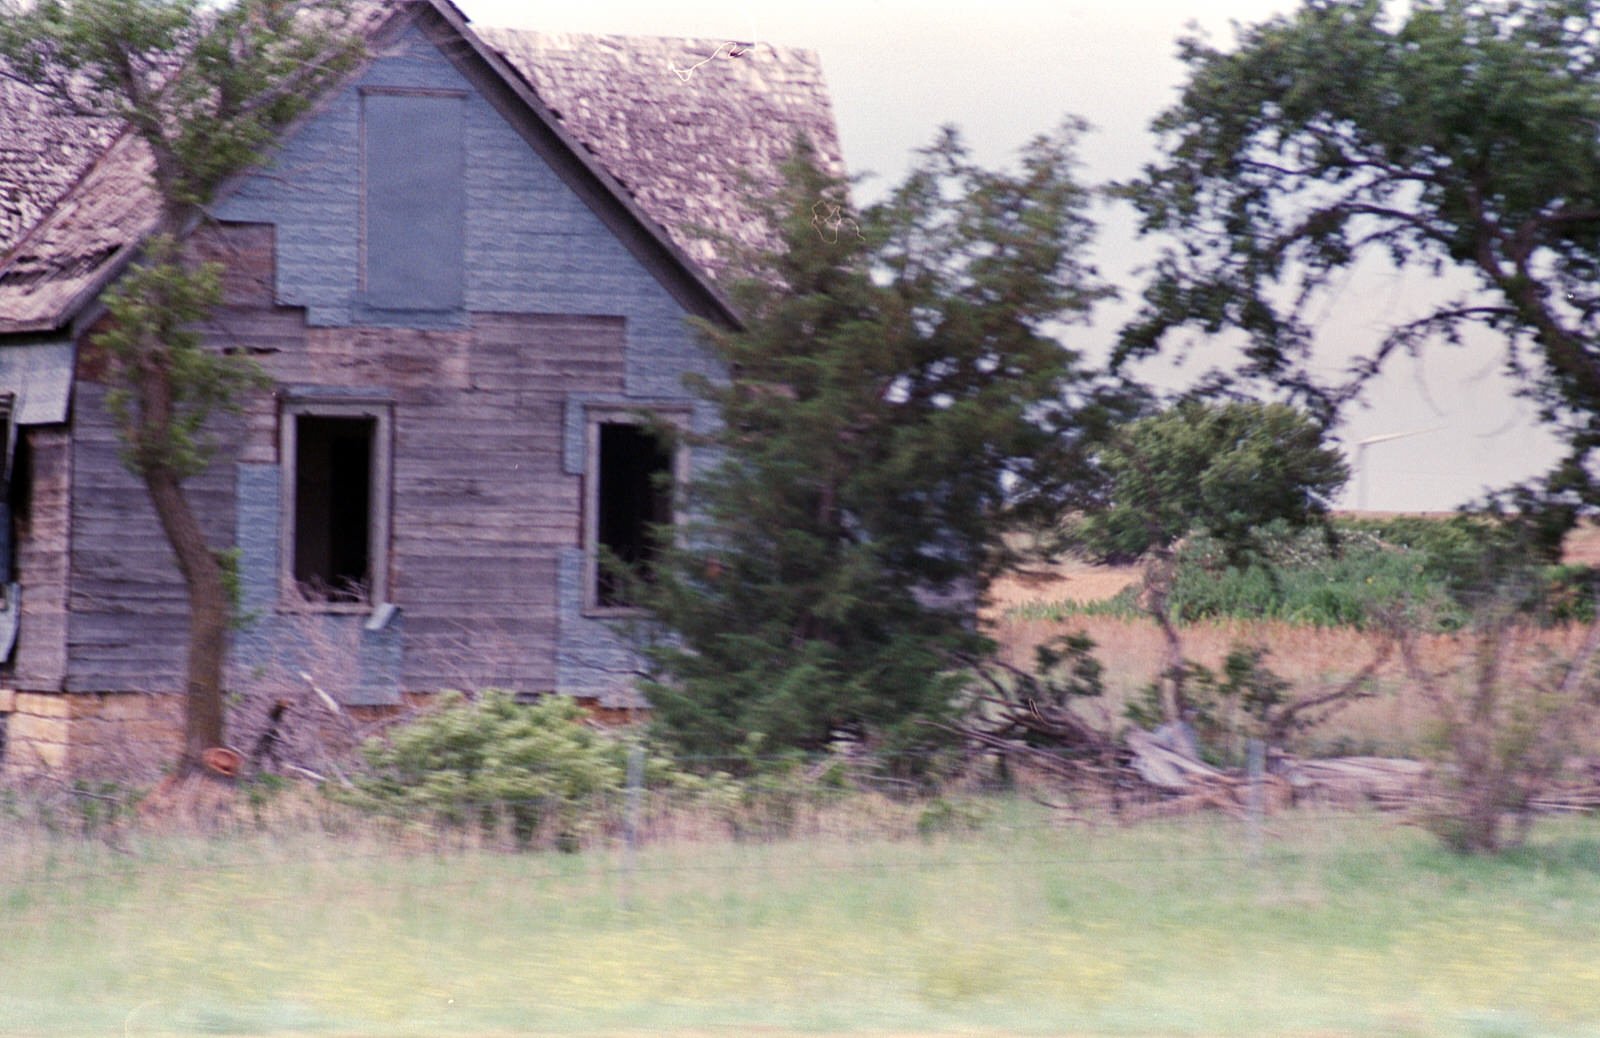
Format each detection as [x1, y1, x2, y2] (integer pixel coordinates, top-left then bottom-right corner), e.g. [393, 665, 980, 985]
[3, 807, 1599, 1037]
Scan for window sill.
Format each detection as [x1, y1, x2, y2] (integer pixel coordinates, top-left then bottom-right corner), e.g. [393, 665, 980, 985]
[277, 598, 373, 616]
[582, 604, 651, 620]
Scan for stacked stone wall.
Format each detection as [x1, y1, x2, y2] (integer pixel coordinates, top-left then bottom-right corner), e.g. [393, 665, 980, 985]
[1, 692, 181, 778]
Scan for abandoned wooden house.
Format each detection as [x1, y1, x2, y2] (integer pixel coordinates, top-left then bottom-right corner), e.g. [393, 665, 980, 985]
[0, 0, 844, 773]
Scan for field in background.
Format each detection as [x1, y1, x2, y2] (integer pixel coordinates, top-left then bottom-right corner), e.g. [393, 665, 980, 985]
[3, 806, 1600, 1037]
[983, 520, 1600, 757]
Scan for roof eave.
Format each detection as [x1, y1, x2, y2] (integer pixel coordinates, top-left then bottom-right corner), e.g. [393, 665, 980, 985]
[3, 0, 748, 335]
[422, 0, 743, 329]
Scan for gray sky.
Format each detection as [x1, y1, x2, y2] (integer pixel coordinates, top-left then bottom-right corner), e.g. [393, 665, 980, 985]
[455, 0, 1562, 512]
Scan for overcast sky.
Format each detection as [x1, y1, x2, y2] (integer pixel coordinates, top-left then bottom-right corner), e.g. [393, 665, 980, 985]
[454, 0, 1563, 512]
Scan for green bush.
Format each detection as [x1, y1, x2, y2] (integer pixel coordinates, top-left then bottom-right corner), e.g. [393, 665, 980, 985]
[340, 691, 641, 849]
[1029, 518, 1598, 631]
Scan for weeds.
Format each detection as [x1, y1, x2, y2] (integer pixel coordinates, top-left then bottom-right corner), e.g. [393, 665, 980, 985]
[1019, 519, 1599, 631]
[3, 806, 1599, 1036]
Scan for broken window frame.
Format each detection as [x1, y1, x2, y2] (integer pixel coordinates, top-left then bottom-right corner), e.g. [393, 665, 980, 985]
[582, 405, 690, 617]
[279, 393, 393, 613]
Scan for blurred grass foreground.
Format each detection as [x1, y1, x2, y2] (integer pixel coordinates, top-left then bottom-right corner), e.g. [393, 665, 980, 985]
[3, 802, 1600, 1037]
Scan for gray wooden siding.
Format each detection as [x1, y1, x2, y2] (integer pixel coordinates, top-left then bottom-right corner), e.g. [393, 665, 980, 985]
[57, 15, 722, 704]
[63, 238, 630, 699]
[64, 380, 238, 693]
[11, 427, 71, 690]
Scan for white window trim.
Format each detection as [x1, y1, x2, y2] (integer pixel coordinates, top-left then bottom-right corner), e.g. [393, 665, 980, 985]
[279, 394, 394, 613]
[582, 405, 691, 617]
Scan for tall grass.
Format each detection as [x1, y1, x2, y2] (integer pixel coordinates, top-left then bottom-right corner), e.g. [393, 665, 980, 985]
[4, 804, 1599, 1036]
[990, 611, 1600, 758]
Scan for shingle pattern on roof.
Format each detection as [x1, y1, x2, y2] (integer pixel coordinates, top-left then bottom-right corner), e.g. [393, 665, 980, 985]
[0, 131, 158, 334]
[0, 6, 844, 333]
[0, 72, 121, 255]
[479, 28, 845, 284]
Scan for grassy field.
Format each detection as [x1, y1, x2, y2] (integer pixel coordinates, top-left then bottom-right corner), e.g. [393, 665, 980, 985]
[982, 540, 1600, 759]
[4, 805, 1600, 1037]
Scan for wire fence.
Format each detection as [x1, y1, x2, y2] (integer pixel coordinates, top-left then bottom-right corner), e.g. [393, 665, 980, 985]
[8, 734, 1588, 904]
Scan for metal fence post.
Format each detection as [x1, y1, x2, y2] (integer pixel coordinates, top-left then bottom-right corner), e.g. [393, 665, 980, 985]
[1247, 737, 1265, 864]
[622, 741, 645, 909]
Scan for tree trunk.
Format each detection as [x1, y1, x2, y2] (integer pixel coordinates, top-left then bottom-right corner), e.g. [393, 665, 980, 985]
[143, 464, 229, 772]
[1141, 548, 1186, 722]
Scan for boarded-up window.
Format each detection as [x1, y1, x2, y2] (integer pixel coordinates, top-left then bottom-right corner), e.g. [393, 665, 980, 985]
[281, 397, 392, 609]
[361, 90, 465, 311]
[585, 410, 688, 612]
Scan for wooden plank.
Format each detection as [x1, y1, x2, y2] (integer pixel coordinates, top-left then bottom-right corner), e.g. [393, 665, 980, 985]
[12, 427, 73, 689]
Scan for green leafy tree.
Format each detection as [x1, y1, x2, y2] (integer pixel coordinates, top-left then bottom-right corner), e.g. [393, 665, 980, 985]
[0, 0, 363, 771]
[1078, 400, 1348, 719]
[1118, 0, 1600, 509]
[637, 128, 1132, 761]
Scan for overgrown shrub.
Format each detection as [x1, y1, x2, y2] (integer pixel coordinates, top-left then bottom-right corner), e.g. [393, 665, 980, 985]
[339, 691, 649, 849]
[1124, 645, 1293, 766]
[1398, 603, 1600, 854]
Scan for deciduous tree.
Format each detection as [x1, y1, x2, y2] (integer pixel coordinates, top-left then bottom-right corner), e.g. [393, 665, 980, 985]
[1078, 400, 1348, 719]
[0, 0, 363, 771]
[1119, 0, 1600, 506]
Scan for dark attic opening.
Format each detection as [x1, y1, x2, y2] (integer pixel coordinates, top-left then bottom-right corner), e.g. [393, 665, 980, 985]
[596, 422, 674, 607]
[294, 415, 374, 602]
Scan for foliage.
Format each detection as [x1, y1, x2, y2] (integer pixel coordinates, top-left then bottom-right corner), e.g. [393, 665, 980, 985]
[0, 0, 363, 210]
[1078, 400, 1348, 563]
[639, 128, 1135, 759]
[0, 0, 365, 767]
[1027, 517, 1599, 630]
[1118, 0, 1600, 507]
[1075, 399, 1346, 720]
[962, 631, 1109, 741]
[96, 239, 269, 479]
[342, 691, 654, 850]
[704, 750, 855, 840]
[1121, 644, 1354, 766]
[1397, 595, 1600, 854]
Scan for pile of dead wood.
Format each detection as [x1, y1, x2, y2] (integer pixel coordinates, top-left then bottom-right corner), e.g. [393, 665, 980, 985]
[952, 666, 1600, 816]
[997, 727, 1600, 819]
[1121, 728, 1429, 816]
[951, 654, 1438, 814]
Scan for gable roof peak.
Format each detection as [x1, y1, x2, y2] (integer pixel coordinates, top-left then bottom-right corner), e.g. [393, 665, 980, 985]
[0, 0, 845, 334]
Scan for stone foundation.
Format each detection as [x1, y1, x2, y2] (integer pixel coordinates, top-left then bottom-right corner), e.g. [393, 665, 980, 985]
[0, 691, 183, 779]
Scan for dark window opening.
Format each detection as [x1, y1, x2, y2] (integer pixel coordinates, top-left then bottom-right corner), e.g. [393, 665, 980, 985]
[1, 431, 28, 586]
[595, 422, 674, 607]
[293, 415, 374, 603]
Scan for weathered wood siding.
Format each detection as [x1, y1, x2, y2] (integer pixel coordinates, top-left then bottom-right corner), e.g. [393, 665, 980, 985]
[56, 14, 721, 706]
[10, 426, 71, 690]
[64, 380, 238, 693]
[218, 277, 627, 696]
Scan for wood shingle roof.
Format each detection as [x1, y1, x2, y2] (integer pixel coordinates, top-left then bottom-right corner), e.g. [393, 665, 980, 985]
[479, 28, 844, 285]
[0, 0, 844, 335]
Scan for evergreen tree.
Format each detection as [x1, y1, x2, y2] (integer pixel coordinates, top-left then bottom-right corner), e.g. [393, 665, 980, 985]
[638, 128, 1132, 761]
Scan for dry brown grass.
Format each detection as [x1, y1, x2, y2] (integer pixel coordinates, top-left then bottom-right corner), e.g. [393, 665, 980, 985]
[984, 529, 1600, 758]
[982, 555, 1141, 617]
